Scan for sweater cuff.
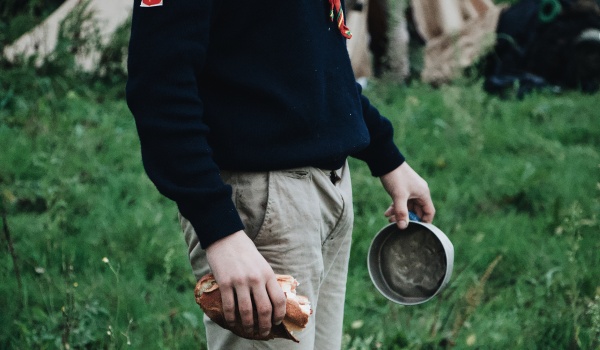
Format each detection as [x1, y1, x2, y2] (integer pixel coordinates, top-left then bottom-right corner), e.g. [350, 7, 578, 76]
[177, 195, 244, 249]
[364, 138, 406, 177]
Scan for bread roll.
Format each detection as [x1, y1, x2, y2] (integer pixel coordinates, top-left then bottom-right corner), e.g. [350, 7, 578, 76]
[194, 273, 312, 343]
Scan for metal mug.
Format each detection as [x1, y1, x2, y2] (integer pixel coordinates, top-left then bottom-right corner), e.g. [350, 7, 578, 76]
[367, 214, 454, 305]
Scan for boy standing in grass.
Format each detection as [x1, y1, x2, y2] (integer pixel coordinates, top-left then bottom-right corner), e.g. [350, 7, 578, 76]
[126, 0, 435, 349]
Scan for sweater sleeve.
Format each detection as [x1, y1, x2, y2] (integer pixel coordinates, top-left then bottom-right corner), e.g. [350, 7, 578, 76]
[351, 83, 406, 177]
[126, 0, 244, 249]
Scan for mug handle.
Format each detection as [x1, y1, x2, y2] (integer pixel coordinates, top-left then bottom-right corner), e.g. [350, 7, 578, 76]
[408, 211, 421, 222]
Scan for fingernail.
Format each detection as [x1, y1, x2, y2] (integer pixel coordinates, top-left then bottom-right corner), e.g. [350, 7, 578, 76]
[245, 328, 253, 334]
[261, 331, 270, 337]
[399, 220, 408, 229]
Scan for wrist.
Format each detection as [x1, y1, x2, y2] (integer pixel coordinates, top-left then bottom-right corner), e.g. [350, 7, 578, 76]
[206, 230, 246, 253]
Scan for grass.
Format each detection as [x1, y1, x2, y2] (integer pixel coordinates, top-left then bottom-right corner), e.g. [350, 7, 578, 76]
[1, 14, 599, 350]
[1, 70, 598, 350]
[344, 81, 600, 349]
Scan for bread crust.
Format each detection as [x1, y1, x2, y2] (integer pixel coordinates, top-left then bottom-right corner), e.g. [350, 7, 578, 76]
[194, 273, 312, 343]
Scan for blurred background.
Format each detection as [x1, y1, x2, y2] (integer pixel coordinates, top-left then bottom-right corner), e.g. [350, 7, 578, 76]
[1, 0, 599, 348]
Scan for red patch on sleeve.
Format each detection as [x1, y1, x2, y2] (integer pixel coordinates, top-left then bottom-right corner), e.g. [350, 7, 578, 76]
[141, 0, 163, 7]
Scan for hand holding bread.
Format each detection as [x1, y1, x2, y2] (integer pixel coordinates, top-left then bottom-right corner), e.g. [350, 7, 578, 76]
[195, 273, 312, 343]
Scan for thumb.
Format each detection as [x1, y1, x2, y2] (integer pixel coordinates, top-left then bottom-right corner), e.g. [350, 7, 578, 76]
[392, 197, 409, 230]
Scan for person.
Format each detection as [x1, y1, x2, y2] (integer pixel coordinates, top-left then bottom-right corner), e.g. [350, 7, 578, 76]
[126, 0, 435, 349]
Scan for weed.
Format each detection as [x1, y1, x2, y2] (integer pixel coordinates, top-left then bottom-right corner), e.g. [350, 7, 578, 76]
[449, 255, 503, 345]
[589, 294, 600, 348]
[1, 207, 22, 306]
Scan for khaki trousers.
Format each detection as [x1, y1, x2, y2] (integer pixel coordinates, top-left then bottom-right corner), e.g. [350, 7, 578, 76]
[180, 162, 353, 350]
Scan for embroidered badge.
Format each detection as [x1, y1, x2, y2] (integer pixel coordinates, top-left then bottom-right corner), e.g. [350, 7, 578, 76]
[141, 0, 163, 7]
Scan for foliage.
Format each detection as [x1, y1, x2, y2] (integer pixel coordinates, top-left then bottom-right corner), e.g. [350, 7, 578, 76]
[344, 79, 599, 349]
[1, 0, 129, 87]
[1, 1, 599, 349]
[0, 0, 65, 49]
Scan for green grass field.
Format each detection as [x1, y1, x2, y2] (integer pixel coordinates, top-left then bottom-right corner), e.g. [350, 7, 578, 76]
[1, 67, 598, 349]
[1, 23, 599, 350]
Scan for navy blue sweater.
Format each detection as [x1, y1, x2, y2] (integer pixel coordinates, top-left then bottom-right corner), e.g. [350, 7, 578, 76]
[126, 0, 405, 248]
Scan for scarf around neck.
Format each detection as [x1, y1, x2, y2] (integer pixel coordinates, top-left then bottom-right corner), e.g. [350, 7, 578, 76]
[329, 0, 352, 39]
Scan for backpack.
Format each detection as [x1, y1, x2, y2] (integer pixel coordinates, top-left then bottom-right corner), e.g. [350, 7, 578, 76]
[484, 0, 600, 96]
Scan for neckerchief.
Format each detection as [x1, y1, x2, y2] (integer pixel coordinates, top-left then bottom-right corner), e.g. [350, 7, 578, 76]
[329, 0, 352, 39]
